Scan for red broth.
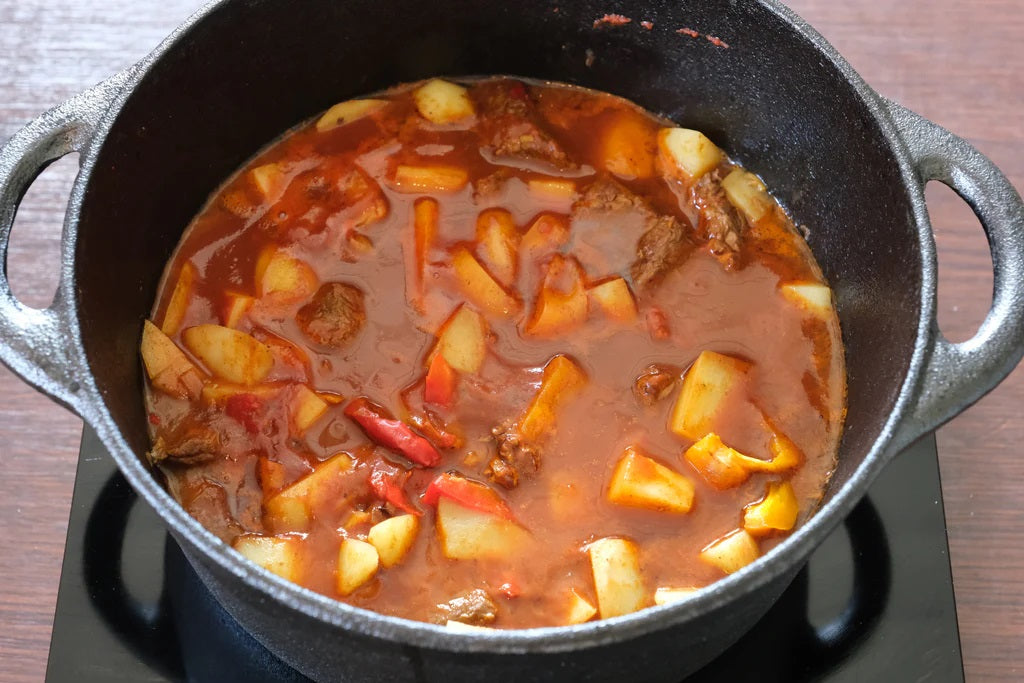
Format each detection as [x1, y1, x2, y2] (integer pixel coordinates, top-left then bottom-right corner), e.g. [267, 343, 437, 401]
[141, 77, 845, 628]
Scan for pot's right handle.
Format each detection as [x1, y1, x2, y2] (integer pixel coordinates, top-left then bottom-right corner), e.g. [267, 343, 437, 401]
[884, 101, 1024, 452]
[0, 73, 129, 415]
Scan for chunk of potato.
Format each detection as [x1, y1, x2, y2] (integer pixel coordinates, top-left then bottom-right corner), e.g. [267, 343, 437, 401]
[528, 178, 576, 206]
[721, 168, 773, 223]
[607, 446, 696, 514]
[315, 98, 386, 132]
[658, 128, 723, 181]
[181, 324, 274, 386]
[200, 381, 280, 406]
[221, 291, 254, 329]
[141, 320, 203, 400]
[413, 79, 475, 124]
[290, 385, 329, 434]
[436, 496, 530, 560]
[700, 529, 760, 574]
[394, 165, 469, 193]
[587, 537, 647, 619]
[452, 247, 522, 319]
[587, 277, 638, 323]
[257, 457, 288, 495]
[668, 351, 750, 441]
[565, 589, 598, 625]
[161, 261, 196, 336]
[433, 304, 487, 373]
[232, 535, 302, 583]
[521, 213, 570, 256]
[519, 354, 588, 442]
[682, 433, 751, 489]
[475, 208, 520, 285]
[337, 538, 380, 595]
[250, 163, 289, 198]
[780, 282, 833, 316]
[600, 112, 656, 179]
[255, 247, 318, 303]
[367, 514, 419, 568]
[264, 452, 353, 532]
[525, 256, 589, 337]
[743, 481, 800, 535]
[653, 587, 698, 606]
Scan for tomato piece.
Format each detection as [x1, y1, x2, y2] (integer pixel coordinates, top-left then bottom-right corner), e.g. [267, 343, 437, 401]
[408, 411, 462, 449]
[424, 354, 457, 407]
[225, 393, 262, 434]
[344, 397, 442, 467]
[422, 472, 514, 521]
[368, 460, 421, 516]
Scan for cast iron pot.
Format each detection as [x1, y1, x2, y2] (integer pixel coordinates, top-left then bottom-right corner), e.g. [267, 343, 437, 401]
[1, 1, 1022, 681]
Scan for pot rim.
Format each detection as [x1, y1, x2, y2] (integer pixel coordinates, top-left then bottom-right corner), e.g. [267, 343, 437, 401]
[65, 0, 936, 654]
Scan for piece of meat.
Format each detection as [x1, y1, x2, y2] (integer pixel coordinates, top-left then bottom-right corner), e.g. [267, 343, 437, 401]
[473, 80, 575, 170]
[147, 424, 221, 466]
[435, 588, 499, 626]
[692, 169, 743, 259]
[485, 420, 540, 490]
[296, 282, 366, 347]
[574, 176, 654, 217]
[633, 365, 680, 406]
[631, 214, 692, 289]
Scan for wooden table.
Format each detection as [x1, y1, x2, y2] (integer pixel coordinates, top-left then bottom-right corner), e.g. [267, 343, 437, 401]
[0, 1, 1019, 680]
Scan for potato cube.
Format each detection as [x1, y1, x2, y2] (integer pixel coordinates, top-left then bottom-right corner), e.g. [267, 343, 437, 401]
[232, 535, 302, 583]
[413, 79, 475, 124]
[653, 587, 698, 606]
[682, 433, 752, 489]
[587, 537, 647, 619]
[250, 162, 289, 198]
[521, 213, 570, 256]
[780, 282, 833, 316]
[600, 112, 656, 180]
[587, 277, 637, 323]
[264, 452, 353, 532]
[668, 351, 750, 441]
[181, 324, 274, 386]
[528, 178, 576, 207]
[658, 128, 723, 181]
[161, 261, 197, 336]
[743, 482, 800, 535]
[201, 381, 280, 406]
[255, 247, 318, 303]
[315, 98, 386, 132]
[700, 530, 760, 574]
[607, 446, 695, 514]
[565, 589, 598, 625]
[475, 208, 520, 285]
[367, 514, 420, 568]
[433, 304, 487, 373]
[394, 165, 469, 193]
[257, 457, 288, 495]
[525, 255, 588, 337]
[452, 247, 522, 319]
[290, 385, 329, 434]
[221, 291, 254, 329]
[141, 320, 203, 400]
[519, 355, 587, 442]
[337, 537, 380, 595]
[721, 168, 773, 224]
[436, 497, 530, 560]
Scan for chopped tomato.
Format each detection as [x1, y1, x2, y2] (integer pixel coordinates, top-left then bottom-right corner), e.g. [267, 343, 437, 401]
[225, 393, 262, 434]
[424, 353, 457, 407]
[368, 460, 421, 515]
[422, 472, 514, 521]
[408, 411, 462, 449]
[344, 396, 442, 467]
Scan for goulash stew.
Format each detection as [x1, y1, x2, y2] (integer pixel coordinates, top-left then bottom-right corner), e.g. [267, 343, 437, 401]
[140, 78, 845, 629]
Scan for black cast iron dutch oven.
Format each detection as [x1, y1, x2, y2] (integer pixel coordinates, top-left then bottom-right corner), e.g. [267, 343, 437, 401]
[1, 1, 1022, 681]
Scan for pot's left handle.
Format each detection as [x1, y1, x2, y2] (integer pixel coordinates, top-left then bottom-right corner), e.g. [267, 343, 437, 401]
[0, 72, 130, 414]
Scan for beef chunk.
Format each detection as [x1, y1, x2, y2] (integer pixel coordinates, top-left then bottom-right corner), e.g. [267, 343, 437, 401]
[474, 80, 575, 170]
[633, 365, 680, 406]
[574, 176, 654, 216]
[296, 282, 366, 347]
[692, 169, 743, 259]
[436, 589, 499, 626]
[631, 214, 692, 289]
[485, 420, 540, 490]
[148, 424, 221, 466]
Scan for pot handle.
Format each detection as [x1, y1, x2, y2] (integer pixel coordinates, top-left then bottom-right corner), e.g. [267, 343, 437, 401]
[883, 101, 1024, 451]
[0, 73, 128, 414]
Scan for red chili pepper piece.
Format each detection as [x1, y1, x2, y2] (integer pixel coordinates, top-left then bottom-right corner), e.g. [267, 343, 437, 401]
[225, 393, 261, 434]
[368, 460, 421, 516]
[344, 397, 442, 467]
[424, 354, 456, 407]
[422, 472, 514, 521]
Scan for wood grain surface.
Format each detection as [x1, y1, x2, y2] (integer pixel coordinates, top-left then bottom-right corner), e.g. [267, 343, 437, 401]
[0, 1, 1020, 680]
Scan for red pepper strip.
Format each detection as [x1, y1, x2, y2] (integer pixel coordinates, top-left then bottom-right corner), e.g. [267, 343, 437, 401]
[422, 472, 514, 521]
[225, 393, 261, 434]
[344, 397, 442, 467]
[424, 354, 456, 407]
[368, 461, 421, 516]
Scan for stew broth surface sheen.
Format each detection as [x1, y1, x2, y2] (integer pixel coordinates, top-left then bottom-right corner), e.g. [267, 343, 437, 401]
[142, 77, 845, 629]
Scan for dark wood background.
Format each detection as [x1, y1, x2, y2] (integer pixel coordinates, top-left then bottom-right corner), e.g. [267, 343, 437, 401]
[0, 1, 1020, 680]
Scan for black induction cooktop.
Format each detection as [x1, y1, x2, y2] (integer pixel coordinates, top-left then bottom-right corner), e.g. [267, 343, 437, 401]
[44, 428, 964, 682]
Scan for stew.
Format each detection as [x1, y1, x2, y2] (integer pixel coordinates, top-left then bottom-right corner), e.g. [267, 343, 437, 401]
[140, 77, 845, 629]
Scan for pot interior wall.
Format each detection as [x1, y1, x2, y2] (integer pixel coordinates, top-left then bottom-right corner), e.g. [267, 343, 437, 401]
[75, 0, 919, 506]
